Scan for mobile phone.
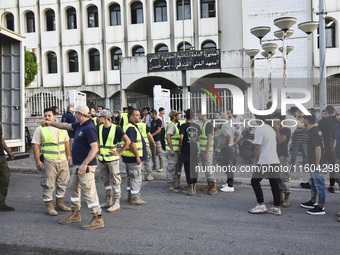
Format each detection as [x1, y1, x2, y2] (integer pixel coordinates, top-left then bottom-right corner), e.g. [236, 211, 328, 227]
[76, 167, 90, 174]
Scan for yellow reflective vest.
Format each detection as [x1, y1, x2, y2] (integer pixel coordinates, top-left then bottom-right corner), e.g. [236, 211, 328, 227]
[121, 112, 129, 129]
[40, 126, 67, 160]
[98, 124, 119, 161]
[92, 117, 97, 126]
[137, 122, 149, 147]
[200, 121, 214, 152]
[165, 121, 180, 151]
[122, 123, 143, 157]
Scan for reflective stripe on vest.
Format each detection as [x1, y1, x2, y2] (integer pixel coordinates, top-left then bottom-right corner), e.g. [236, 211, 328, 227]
[137, 122, 149, 147]
[122, 123, 143, 157]
[98, 124, 119, 161]
[200, 121, 214, 152]
[165, 122, 180, 151]
[121, 113, 129, 129]
[40, 126, 67, 160]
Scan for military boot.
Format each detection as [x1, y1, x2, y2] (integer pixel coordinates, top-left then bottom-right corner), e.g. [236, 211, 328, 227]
[175, 177, 184, 190]
[182, 184, 195, 196]
[282, 193, 290, 207]
[167, 182, 178, 193]
[100, 195, 113, 208]
[59, 210, 81, 224]
[142, 173, 145, 181]
[0, 202, 15, 211]
[107, 198, 121, 212]
[81, 215, 105, 230]
[45, 201, 58, 216]
[193, 183, 197, 195]
[145, 173, 154, 181]
[208, 182, 218, 195]
[200, 181, 212, 191]
[280, 190, 284, 205]
[55, 197, 71, 212]
[130, 197, 147, 205]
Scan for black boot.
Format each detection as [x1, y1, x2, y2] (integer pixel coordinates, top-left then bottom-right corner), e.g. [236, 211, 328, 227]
[0, 203, 15, 211]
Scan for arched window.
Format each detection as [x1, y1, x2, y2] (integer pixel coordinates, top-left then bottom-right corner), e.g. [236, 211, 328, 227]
[201, 0, 215, 18]
[6, 13, 14, 31]
[26, 12, 35, 33]
[89, 49, 100, 71]
[68, 51, 79, 72]
[88, 6, 99, 28]
[132, 46, 145, 56]
[66, 7, 77, 29]
[202, 41, 216, 50]
[46, 10, 56, 31]
[177, 0, 191, 20]
[154, 0, 167, 22]
[111, 47, 122, 70]
[155, 44, 169, 53]
[47, 52, 57, 73]
[131, 2, 143, 24]
[109, 4, 121, 26]
[178, 42, 192, 52]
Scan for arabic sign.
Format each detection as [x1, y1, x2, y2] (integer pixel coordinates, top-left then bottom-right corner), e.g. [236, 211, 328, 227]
[147, 49, 221, 72]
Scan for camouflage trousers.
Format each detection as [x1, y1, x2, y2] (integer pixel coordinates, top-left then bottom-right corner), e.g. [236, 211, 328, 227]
[0, 155, 10, 204]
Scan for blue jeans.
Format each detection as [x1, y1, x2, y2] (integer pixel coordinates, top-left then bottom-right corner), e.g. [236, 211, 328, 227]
[290, 143, 308, 170]
[309, 171, 326, 206]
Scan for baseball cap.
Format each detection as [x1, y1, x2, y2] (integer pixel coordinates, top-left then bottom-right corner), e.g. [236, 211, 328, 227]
[169, 110, 180, 118]
[96, 109, 112, 119]
[70, 105, 90, 116]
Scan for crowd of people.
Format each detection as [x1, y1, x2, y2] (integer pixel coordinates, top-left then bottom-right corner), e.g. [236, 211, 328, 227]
[1, 103, 340, 229]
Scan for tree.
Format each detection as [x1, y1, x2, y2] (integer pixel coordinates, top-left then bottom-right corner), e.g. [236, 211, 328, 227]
[25, 51, 38, 87]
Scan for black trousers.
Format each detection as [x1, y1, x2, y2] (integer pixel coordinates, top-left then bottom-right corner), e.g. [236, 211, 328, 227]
[251, 164, 281, 207]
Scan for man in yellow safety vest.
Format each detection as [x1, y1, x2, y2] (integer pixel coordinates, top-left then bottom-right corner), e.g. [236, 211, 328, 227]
[165, 110, 181, 192]
[32, 107, 71, 216]
[198, 113, 218, 195]
[97, 109, 131, 212]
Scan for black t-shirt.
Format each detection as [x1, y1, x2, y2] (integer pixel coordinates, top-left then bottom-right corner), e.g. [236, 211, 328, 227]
[100, 125, 125, 146]
[180, 122, 201, 156]
[0, 124, 4, 156]
[307, 126, 325, 166]
[318, 115, 337, 153]
[204, 122, 213, 136]
[151, 119, 162, 141]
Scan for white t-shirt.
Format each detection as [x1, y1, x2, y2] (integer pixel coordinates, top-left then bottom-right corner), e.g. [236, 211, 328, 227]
[253, 124, 279, 164]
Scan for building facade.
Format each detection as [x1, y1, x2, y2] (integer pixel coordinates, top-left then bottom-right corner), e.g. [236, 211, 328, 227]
[1, 0, 339, 112]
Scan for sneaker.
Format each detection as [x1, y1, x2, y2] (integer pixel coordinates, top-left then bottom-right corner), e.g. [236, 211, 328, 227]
[267, 207, 282, 216]
[248, 204, 267, 214]
[307, 206, 325, 215]
[158, 168, 164, 172]
[337, 211, 340, 217]
[221, 183, 228, 188]
[328, 187, 335, 193]
[300, 200, 316, 209]
[220, 185, 234, 192]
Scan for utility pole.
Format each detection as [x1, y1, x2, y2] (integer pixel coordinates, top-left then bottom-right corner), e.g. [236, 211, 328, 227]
[319, 0, 327, 116]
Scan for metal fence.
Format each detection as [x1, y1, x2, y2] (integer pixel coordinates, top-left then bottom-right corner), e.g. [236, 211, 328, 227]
[25, 91, 68, 117]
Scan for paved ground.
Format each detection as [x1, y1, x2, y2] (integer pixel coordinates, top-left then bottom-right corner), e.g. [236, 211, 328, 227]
[1, 173, 340, 254]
